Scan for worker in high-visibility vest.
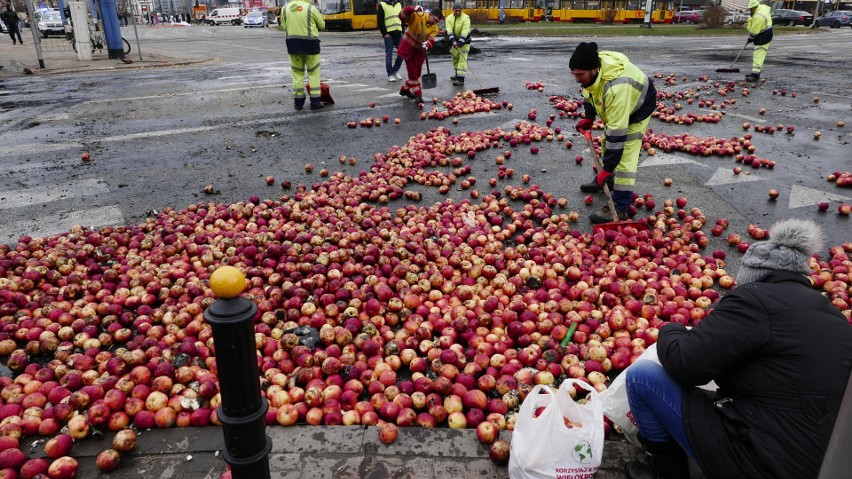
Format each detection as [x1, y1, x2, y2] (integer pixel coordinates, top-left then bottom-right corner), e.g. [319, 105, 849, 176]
[397, 6, 440, 104]
[378, 0, 403, 82]
[446, 2, 471, 86]
[745, 0, 772, 82]
[570, 42, 657, 224]
[280, 0, 325, 110]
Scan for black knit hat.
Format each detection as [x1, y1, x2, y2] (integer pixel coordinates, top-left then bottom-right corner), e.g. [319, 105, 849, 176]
[570, 42, 601, 70]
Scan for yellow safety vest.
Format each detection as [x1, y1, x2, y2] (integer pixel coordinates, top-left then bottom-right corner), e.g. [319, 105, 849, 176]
[281, 0, 325, 54]
[747, 4, 772, 35]
[380, 2, 402, 33]
[446, 12, 471, 45]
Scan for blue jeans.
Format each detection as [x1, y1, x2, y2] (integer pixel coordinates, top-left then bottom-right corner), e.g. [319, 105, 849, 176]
[383, 34, 403, 76]
[625, 360, 697, 461]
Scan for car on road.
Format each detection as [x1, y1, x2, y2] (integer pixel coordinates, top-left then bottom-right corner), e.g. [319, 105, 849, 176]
[724, 8, 748, 25]
[37, 10, 65, 37]
[243, 10, 268, 28]
[673, 9, 704, 24]
[814, 10, 852, 27]
[771, 9, 814, 26]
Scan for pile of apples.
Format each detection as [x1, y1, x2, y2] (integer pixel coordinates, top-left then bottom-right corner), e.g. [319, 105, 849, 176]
[0, 86, 850, 478]
[419, 91, 504, 121]
[828, 172, 852, 187]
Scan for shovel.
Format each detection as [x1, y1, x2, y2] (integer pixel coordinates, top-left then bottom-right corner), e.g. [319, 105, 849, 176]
[304, 82, 335, 104]
[715, 42, 747, 73]
[422, 54, 437, 90]
[581, 130, 649, 234]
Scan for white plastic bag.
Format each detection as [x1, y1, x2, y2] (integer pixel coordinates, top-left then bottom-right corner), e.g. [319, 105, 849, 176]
[508, 379, 604, 479]
[598, 343, 660, 446]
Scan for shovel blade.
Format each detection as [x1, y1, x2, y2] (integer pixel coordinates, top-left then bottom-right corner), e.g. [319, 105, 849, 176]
[422, 73, 437, 90]
[306, 82, 335, 104]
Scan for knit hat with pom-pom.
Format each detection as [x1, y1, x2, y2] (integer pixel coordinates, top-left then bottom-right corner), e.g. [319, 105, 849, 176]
[736, 218, 824, 284]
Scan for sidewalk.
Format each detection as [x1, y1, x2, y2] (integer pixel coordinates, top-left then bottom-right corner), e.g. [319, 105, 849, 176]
[41, 425, 652, 479]
[0, 29, 212, 77]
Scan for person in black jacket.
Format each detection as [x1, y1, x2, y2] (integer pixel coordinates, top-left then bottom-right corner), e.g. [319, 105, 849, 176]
[1, 3, 23, 44]
[624, 218, 852, 479]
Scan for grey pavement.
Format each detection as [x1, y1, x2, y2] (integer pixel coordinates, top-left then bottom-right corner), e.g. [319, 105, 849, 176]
[23, 424, 663, 479]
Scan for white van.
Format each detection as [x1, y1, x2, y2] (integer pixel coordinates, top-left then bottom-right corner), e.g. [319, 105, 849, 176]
[205, 7, 242, 26]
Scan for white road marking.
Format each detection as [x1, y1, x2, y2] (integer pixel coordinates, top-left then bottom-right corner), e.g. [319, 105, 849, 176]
[0, 178, 110, 210]
[705, 166, 763, 186]
[788, 185, 852, 209]
[506, 57, 534, 62]
[378, 93, 403, 98]
[1, 206, 125, 245]
[79, 84, 282, 105]
[639, 153, 702, 167]
[0, 143, 84, 156]
[331, 84, 368, 89]
[35, 113, 69, 122]
[356, 87, 389, 92]
[708, 111, 764, 123]
[499, 119, 527, 130]
[811, 91, 847, 99]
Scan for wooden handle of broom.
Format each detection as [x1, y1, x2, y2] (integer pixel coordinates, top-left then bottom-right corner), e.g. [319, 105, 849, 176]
[582, 129, 620, 223]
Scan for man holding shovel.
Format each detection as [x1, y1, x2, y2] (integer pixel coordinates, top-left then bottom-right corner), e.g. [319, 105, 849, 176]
[397, 6, 440, 104]
[745, 0, 772, 82]
[570, 42, 657, 224]
[446, 2, 471, 86]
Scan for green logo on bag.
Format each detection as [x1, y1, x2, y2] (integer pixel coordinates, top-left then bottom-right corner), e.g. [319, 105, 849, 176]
[572, 440, 594, 464]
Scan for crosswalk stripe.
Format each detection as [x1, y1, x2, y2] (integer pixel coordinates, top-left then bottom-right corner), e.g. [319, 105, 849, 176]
[1, 206, 125, 245]
[0, 178, 110, 210]
[0, 143, 84, 156]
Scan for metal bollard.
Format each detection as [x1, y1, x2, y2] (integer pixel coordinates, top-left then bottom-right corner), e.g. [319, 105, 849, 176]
[205, 266, 272, 478]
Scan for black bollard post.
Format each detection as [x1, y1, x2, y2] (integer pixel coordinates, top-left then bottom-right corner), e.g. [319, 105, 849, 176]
[205, 267, 272, 478]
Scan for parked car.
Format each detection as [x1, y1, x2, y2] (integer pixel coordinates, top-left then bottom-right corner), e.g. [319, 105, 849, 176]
[673, 9, 704, 24]
[724, 8, 749, 25]
[814, 10, 852, 27]
[37, 10, 65, 37]
[243, 10, 268, 28]
[771, 9, 813, 26]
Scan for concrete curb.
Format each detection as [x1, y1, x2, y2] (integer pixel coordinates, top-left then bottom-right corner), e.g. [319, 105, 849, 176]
[17, 425, 656, 479]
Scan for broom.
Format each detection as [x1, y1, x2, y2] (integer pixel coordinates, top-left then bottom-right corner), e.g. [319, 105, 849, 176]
[716, 42, 747, 73]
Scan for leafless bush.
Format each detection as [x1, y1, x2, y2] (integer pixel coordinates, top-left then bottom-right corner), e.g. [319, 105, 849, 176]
[468, 10, 491, 23]
[701, 6, 726, 28]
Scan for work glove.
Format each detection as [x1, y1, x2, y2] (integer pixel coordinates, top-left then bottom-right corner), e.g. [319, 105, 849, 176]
[575, 118, 594, 132]
[746, 36, 754, 44]
[422, 42, 430, 50]
[452, 41, 458, 48]
[596, 169, 614, 187]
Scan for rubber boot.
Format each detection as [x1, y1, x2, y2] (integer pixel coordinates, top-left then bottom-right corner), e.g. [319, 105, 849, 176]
[589, 206, 627, 224]
[294, 97, 305, 111]
[624, 437, 690, 479]
[310, 98, 324, 110]
[745, 72, 760, 82]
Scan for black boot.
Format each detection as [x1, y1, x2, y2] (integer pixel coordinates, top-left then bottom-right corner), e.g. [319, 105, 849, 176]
[452, 76, 465, 86]
[294, 97, 305, 111]
[589, 207, 627, 224]
[310, 99, 325, 110]
[580, 180, 603, 193]
[624, 437, 690, 479]
[745, 72, 760, 82]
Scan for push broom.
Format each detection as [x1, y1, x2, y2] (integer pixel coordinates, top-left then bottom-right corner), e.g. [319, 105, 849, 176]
[716, 42, 747, 73]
